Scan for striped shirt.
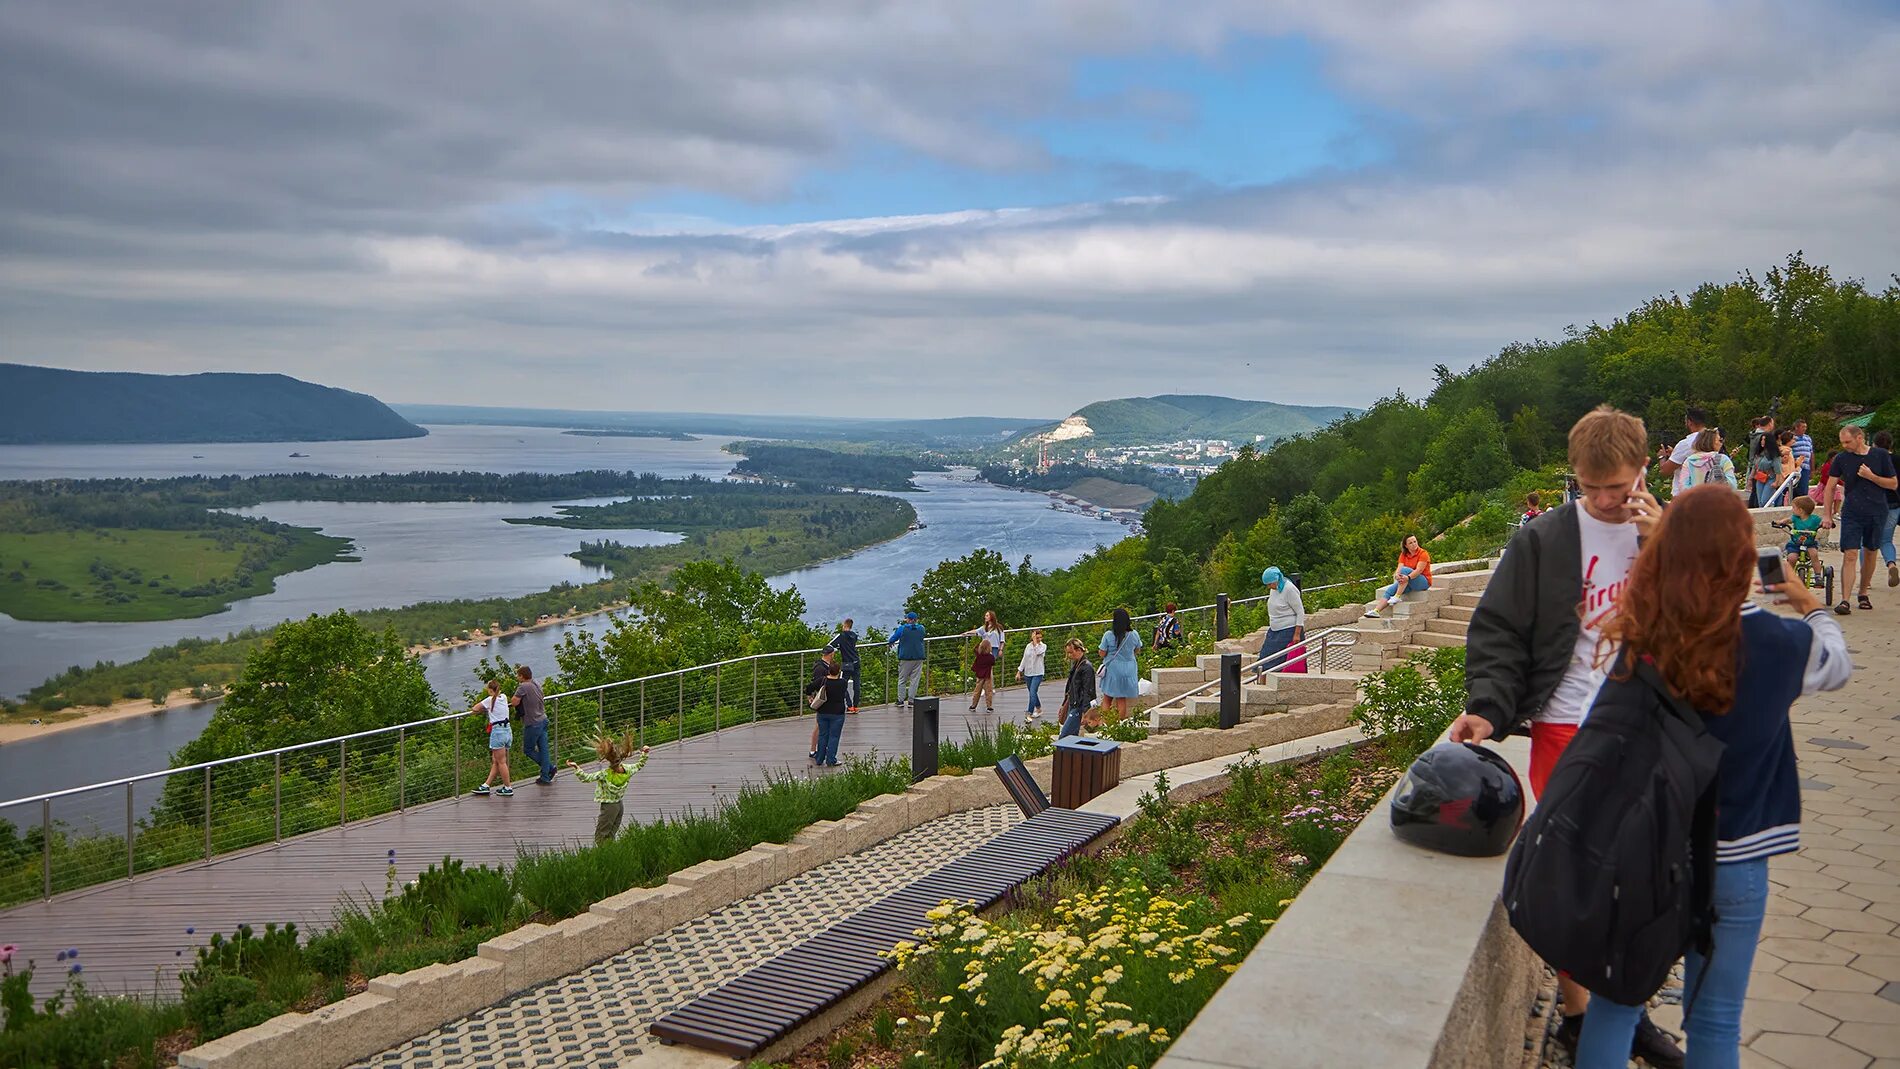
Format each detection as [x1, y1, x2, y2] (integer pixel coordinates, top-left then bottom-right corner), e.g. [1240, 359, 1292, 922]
[1791, 433, 1813, 473]
[575, 752, 648, 804]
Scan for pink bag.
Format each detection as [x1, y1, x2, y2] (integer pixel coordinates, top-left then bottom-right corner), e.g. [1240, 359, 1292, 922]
[1280, 642, 1309, 674]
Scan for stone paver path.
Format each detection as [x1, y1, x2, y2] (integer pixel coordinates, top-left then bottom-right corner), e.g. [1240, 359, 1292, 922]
[1534, 601, 1900, 1067]
[347, 804, 1022, 1068]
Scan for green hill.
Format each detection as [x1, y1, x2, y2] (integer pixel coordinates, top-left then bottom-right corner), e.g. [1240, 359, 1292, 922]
[0, 364, 427, 445]
[1011, 394, 1357, 451]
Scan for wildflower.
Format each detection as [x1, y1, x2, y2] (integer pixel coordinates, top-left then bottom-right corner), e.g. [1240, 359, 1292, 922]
[185, 926, 195, 935]
[68, 964, 81, 975]
[56, 950, 66, 962]
[0, 944, 13, 964]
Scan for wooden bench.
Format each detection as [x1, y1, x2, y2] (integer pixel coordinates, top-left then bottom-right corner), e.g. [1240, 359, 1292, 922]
[648, 807, 1119, 1057]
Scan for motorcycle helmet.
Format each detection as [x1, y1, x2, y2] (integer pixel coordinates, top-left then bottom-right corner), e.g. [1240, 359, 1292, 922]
[1389, 742, 1524, 857]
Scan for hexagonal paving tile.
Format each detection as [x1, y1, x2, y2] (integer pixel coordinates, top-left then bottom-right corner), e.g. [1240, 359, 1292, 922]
[1781, 963, 1888, 993]
[1761, 936, 1861, 966]
[1833, 1022, 1900, 1059]
[1750, 1031, 1874, 1069]
[1804, 907, 1899, 935]
[1802, 990, 1900, 1024]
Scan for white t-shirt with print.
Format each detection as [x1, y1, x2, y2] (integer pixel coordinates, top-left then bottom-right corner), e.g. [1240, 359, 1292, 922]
[1668, 431, 1700, 494]
[1537, 507, 1641, 726]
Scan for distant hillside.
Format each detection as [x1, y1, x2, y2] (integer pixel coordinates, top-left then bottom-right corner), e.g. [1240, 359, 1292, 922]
[1011, 394, 1357, 451]
[0, 365, 426, 445]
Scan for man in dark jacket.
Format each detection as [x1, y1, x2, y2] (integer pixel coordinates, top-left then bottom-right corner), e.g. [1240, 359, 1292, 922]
[1449, 405, 1680, 1068]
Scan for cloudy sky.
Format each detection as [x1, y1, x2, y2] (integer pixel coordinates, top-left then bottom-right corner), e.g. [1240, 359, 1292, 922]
[3, 1, 1897, 417]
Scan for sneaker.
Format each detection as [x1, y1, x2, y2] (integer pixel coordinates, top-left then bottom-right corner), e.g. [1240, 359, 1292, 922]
[824, 760, 841, 767]
[1836, 600, 1852, 615]
[1362, 609, 1381, 619]
[495, 786, 514, 797]
[472, 783, 491, 796]
[1551, 1012, 1584, 1059]
[1889, 562, 1899, 587]
[809, 751, 818, 761]
[1632, 1011, 1684, 1069]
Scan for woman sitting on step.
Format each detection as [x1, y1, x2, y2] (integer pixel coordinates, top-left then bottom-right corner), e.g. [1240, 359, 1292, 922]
[1365, 535, 1433, 619]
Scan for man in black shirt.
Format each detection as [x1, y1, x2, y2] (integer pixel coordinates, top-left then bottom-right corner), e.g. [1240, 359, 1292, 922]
[1822, 425, 1899, 614]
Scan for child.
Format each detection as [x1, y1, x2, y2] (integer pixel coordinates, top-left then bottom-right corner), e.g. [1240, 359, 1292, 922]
[1783, 495, 1823, 558]
[968, 638, 996, 712]
[568, 732, 650, 845]
[1523, 492, 1543, 524]
[471, 679, 513, 797]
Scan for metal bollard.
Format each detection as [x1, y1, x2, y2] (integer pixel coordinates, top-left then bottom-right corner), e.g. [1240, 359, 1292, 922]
[1218, 652, 1241, 729]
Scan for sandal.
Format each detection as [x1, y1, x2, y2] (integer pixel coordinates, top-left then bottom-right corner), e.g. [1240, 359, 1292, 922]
[1858, 594, 1874, 611]
[1835, 601, 1852, 615]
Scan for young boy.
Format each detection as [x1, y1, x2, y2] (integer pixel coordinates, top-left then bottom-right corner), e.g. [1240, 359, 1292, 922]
[1782, 495, 1822, 559]
[568, 733, 650, 845]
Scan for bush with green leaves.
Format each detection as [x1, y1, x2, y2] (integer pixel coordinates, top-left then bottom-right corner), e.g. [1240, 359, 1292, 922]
[1350, 646, 1466, 755]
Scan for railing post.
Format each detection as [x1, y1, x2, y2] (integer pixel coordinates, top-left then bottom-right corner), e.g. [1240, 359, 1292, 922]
[274, 752, 282, 841]
[125, 782, 135, 880]
[203, 767, 212, 860]
[338, 739, 348, 825]
[42, 798, 51, 899]
[715, 669, 721, 732]
[639, 679, 646, 744]
[678, 674, 685, 741]
[549, 695, 559, 767]
[454, 718, 463, 796]
[752, 659, 759, 723]
[1216, 593, 1230, 640]
[398, 727, 407, 811]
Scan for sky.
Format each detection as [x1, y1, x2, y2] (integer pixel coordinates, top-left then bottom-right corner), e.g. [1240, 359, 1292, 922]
[2, 1, 1897, 419]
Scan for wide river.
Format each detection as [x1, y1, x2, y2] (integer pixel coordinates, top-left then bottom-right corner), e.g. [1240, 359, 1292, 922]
[0, 425, 1119, 825]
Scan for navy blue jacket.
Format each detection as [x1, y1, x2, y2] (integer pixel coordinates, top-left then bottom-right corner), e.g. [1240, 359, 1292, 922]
[826, 628, 859, 667]
[888, 622, 926, 660]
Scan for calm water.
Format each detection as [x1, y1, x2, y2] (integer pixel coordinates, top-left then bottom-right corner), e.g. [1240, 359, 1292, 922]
[0, 438, 1122, 824]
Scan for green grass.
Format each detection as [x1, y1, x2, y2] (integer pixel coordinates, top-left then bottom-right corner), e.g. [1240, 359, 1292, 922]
[0, 526, 349, 622]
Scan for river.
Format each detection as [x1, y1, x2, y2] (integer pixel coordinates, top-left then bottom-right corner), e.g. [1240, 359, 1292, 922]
[0, 430, 1121, 827]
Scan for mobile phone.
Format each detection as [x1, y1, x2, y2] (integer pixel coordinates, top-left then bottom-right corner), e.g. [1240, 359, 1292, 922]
[1756, 547, 1787, 588]
[1627, 467, 1648, 502]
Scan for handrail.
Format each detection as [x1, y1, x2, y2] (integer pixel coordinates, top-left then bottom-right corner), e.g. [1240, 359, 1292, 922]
[1145, 622, 1360, 715]
[0, 554, 1499, 813]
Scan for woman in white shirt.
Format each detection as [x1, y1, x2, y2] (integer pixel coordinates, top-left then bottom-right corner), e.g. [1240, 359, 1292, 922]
[1017, 629, 1047, 720]
[471, 678, 514, 797]
[1257, 567, 1306, 683]
[962, 611, 1006, 711]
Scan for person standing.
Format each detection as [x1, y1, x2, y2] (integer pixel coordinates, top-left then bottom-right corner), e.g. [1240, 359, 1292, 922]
[962, 612, 1005, 679]
[807, 648, 837, 762]
[1571, 485, 1851, 1069]
[511, 665, 553, 785]
[1874, 431, 1900, 588]
[804, 662, 850, 766]
[1152, 603, 1182, 651]
[1057, 638, 1097, 739]
[568, 735, 650, 845]
[826, 619, 861, 712]
[888, 611, 927, 708]
[471, 679, 514, 797]
[1017, 629, 1047, 721]
[1257, 567, 1305, 683]
[1790, 418, 1815, 498]
[1820, 424, 1899, 614]
[1658, 406, 1710, 494]
[968, 638, 996, 712]
[1747, 415, 1778, 507]
[1448, 406, 1680, 1067]
[1097, 607, 1143, 723]
[1363, 535, 1433, 618]
[1678, 428, 1738, 491]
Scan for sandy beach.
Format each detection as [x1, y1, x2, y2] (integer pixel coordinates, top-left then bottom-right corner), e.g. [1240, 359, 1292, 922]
[0, 688, 212, 744]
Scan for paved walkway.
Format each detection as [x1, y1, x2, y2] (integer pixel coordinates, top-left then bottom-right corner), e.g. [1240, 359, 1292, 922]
[347, 804, 1021, 1068]
[1534, 600, 1900, 1067]
[0, 688, 1042, 1000]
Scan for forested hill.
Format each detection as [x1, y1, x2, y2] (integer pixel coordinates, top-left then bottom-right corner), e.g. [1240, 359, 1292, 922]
[1010, 395, 1357, 451]
[0, 364, 426, 444]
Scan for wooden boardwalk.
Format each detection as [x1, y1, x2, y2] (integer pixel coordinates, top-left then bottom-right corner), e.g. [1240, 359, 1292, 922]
[0, 688, 1045, 1000]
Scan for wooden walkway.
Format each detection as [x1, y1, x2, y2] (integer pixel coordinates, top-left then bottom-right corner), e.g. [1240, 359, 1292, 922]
[0, 688, 1044, 1000]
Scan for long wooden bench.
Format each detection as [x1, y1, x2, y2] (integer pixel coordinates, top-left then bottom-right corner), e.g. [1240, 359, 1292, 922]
[648, 807, 1120, 1057]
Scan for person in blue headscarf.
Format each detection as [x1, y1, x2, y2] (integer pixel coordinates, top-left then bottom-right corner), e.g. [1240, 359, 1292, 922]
[1257, 567, 1306, 682]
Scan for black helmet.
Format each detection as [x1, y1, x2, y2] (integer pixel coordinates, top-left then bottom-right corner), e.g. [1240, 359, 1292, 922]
[1389, 742, 1524, 857]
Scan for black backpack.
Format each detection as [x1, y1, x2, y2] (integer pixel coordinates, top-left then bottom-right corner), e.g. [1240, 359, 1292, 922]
[1500, 657, 1725, 1005]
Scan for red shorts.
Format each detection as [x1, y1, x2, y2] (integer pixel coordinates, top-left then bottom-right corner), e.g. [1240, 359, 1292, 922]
[1528, 722, 1580, 798]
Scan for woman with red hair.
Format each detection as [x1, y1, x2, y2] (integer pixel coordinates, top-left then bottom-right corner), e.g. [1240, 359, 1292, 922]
[1574, 485, 1851, 1069]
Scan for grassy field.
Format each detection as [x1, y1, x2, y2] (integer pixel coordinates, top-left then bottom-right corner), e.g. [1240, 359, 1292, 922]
[1063, 475, 1159, 510]
[0, 526, 350, 622]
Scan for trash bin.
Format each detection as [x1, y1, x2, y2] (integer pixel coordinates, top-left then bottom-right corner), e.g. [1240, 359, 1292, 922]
[1051, 735, 1122, 809]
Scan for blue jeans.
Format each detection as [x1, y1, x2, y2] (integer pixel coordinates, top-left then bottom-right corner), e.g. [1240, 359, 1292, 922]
[1881, 505, 1898, 566]
[842, 662, 860, 708]
[814, 713, 846, 765]
[1380, 572, 1430, 600]
[521, 720, 553, 782]
[1024, 674, 1044, 714]
[1575, 858, 1769, 1069]
[1059, 703, 1087, 738]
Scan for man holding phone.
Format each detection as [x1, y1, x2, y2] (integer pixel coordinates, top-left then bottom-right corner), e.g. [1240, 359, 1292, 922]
[1449, 406, 1681, 1067]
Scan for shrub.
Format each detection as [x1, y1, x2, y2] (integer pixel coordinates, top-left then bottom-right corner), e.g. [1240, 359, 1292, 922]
[182, 972, 263, 1040]
[1350, 647, 1465, 755]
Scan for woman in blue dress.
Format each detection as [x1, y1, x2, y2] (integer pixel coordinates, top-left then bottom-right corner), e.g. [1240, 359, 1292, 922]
[1097, 607, 1143, 722]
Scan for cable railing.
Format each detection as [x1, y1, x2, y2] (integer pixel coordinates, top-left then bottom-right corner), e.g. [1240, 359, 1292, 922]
[0, 555, 1498, 905]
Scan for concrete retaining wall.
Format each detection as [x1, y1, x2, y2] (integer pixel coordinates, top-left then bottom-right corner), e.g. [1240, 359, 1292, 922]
[179, 705, 1353, 1069]
[1156, 735, 1539, 1069]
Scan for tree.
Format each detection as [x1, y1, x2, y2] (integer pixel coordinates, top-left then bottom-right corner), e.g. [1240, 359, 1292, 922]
[1278, 493, 1335, 581]
[908, 548, 1045, 632]
[1505, 405, 1552, 468]
[1409, 407, 1516, 507]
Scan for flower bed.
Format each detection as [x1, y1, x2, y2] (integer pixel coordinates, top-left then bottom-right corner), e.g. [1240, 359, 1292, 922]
[759, 741, 1415, 1069]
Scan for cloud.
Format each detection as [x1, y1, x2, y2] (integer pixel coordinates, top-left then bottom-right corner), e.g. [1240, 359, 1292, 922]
[1, 1, 1896, 415]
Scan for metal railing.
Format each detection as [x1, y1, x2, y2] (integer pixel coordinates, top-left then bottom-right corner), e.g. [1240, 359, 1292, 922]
[0, 556, 1496, 904]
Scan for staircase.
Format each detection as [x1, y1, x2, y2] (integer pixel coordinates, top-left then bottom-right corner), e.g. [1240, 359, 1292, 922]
[1144, 559, 1498, 732]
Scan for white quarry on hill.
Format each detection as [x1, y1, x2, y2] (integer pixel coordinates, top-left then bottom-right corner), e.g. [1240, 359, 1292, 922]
[1043, 415, 1094, 442]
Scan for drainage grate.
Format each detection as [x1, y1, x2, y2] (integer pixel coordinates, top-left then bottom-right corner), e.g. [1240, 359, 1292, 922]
[649, 807, 1119, 1057]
